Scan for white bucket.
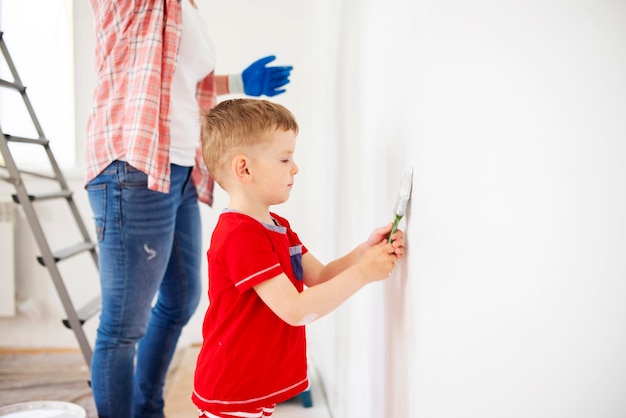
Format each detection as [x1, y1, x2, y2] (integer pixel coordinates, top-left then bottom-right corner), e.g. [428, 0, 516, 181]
[0, 401, 86, 418]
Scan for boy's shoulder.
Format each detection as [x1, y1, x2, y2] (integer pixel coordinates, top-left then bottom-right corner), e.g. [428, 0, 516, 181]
[213, 210, 295, 235]
[210, 211, 266, 252]
[214, 210, 260, 233]
[215, 210, 291, 227]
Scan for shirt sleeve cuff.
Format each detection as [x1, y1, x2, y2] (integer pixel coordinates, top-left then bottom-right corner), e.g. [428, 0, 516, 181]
[228, 73, 244, 94]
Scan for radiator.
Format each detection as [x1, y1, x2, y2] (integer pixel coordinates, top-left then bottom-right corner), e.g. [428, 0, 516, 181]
[0, 199, 15, 317]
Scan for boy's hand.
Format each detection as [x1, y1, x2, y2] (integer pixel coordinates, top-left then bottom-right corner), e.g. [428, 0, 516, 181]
[356, 241, 398, 282]
[366, 223, 405, 258]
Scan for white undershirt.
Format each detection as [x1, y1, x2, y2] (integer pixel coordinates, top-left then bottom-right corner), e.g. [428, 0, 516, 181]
[169, 0, 216, 166]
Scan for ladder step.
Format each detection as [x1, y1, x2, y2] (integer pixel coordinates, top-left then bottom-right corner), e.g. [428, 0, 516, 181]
[7, 168, 57, 182]
[12, 190, 72, 204]
[0, 77, 25, 92]
[37, 242, 96, 266]
[2, 133, 47, 145]
[62, 296, 101, 329]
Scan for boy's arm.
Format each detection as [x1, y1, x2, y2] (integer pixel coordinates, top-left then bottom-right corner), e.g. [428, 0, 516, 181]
[302, 246, 367, 287]
[303, 223, 405, 287]
[254, 240, 397, 327]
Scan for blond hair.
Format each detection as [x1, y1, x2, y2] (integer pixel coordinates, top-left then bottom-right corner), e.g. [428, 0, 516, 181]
[200, 99, 299, 189]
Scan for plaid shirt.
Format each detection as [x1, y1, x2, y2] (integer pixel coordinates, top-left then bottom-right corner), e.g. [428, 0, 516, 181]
[86, 0, 216, 205]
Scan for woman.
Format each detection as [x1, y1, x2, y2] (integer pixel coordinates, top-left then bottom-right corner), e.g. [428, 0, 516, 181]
[85, 1, 292, 417]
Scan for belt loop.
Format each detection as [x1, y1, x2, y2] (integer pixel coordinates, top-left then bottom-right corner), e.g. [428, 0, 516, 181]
[117, 160, 125, 182]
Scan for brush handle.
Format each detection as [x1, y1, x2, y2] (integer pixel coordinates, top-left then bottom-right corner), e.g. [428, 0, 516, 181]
[387, 213, 403, 243]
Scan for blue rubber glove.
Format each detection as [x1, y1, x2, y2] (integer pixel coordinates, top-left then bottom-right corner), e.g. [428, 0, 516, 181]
[241, 55, 293, 97]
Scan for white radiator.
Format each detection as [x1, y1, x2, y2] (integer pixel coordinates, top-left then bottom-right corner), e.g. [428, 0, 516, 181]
[0, 199, 15, 317]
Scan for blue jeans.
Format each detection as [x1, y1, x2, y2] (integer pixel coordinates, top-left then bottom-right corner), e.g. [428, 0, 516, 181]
[87, 161, 202, 418]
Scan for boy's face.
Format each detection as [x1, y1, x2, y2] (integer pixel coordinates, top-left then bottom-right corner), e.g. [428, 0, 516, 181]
[248, 129, 298, 206]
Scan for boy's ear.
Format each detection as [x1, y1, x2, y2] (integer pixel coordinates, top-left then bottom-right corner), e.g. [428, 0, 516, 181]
[232, 155, 251, 182]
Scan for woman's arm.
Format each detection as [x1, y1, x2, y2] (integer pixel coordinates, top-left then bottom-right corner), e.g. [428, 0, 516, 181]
[215, 75, 229, 96]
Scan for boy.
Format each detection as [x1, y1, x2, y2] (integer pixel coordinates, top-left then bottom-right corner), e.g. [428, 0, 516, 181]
[192, 99, 405, 417]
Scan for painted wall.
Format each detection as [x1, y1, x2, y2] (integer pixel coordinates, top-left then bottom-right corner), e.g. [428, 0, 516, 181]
[1, 1, 626, 417]
[322, 0, 626, 417]
[409, 0, 626, 414]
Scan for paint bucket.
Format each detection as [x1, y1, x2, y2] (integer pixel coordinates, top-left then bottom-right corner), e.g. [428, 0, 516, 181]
[0, 401, 86, 418]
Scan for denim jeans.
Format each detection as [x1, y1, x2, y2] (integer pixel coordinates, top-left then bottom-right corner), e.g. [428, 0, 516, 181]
[87, 161, 202, 418]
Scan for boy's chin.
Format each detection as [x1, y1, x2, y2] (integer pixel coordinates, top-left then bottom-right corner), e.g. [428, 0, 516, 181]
[271, 196, 290, 205]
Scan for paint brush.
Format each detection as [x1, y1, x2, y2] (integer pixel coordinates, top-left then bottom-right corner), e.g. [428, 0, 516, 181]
[388, 166, 413, 243]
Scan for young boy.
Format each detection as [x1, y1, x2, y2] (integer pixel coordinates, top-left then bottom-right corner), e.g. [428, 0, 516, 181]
[192, 99, 405, 417]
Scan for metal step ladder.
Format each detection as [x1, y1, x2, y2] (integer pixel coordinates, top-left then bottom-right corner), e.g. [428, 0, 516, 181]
[0, 31, 99, 368]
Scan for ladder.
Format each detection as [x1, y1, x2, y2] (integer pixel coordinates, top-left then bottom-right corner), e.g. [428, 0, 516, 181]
[0, 31, 99, 368]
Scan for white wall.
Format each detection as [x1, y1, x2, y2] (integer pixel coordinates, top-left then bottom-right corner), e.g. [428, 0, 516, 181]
[284, 0, 626, 417]
[0, 0, 99, 347]
[404, 1, 626, 417]
[363, 0, 626, 417]
[2, 1, 626, 418]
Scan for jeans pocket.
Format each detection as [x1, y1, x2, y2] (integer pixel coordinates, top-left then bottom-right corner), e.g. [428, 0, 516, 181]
[86, 183, 107, 241]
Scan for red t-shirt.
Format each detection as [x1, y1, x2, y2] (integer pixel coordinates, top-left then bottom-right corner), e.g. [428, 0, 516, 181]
[192, 210, 309, 412]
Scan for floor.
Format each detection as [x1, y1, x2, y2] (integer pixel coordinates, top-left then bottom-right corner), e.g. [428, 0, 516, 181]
[0, 346, 331, 418]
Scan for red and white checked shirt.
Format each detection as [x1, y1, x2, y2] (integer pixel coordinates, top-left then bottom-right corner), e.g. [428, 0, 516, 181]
[85, 0, 216, 205]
